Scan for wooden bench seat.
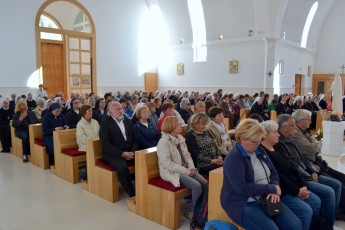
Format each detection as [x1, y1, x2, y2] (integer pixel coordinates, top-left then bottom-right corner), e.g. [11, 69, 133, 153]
[82, 139, 134, 202]
[239, 108, 250, 121]
[208, 167, 244, 230]
[128, 147, 191, 230]
[29, 124, 49, 169]
[10, 121, 24, 159]
[52, 129, 86, 184]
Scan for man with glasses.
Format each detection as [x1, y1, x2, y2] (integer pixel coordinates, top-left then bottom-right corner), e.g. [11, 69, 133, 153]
[291, 109, 345, 220]
[275, 114, 341, 229]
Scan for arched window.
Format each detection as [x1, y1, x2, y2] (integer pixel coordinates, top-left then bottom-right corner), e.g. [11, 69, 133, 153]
[301, 1, 318, 48]
[39, 14, 62, 41]
[188, 0, 207, 62]
[73, 11, 91, 32]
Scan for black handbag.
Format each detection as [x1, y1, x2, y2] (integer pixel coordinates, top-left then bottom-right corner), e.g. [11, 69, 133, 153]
[254, 159, 283, 217]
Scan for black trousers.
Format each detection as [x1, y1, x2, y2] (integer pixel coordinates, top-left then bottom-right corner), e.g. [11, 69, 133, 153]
[0, 124, 11, 151]
[105, 156, 135, 197]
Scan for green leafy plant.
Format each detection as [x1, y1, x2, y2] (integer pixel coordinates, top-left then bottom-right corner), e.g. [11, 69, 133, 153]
[315, 128, 323, 141]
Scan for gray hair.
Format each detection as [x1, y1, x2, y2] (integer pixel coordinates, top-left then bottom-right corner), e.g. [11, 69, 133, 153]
[277, 114, 293, 129]
[37, 97, 45, 105]
[180, 98, 190, 110]
[293, 109, 311, 122]
[261, 120, 278, 134]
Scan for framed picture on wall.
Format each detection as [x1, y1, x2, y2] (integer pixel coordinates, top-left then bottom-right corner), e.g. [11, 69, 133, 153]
[229, 59, 238, 74]
[177, 63, 184, 75]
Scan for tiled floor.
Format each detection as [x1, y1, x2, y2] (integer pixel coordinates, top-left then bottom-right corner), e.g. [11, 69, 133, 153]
[0, 151, 344, 230]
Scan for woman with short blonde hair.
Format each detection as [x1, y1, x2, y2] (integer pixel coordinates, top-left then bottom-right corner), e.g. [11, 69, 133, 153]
[221, 118, 301, 230]
[157, 116, 207, 221]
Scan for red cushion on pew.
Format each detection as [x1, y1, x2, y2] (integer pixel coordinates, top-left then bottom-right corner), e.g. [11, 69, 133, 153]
[34, 138, 45, 147]
[61, 148, 86, 157]
[149, 177, 186, 192]
[96, 159, 114, 171]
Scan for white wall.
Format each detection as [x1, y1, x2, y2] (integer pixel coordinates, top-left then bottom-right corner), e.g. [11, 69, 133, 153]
[316, 0, 345, 74]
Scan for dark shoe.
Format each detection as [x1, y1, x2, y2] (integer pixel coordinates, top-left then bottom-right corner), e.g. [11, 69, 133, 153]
[336, 212, 345, 221]
[23, 155, 29, 163]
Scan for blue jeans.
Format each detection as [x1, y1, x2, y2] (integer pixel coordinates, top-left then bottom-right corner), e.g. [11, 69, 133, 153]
[233, 201, 302, 230]
[307, 175, 341, 226]
[15, 131, 30, 155]
[281, 193, 321, 230]
[180, 172, 208, 210]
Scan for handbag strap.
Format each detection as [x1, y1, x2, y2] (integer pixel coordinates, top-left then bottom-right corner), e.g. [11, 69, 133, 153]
[258, 158, 270, 183]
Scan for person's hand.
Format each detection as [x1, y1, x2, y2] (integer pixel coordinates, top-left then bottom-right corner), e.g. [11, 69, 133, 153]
[122, 152, 134, 160]
[19, 110, 28, 121]
[274, 185, 281, 196]
[188, 168, 196, 176]
[55, 126, 64, 131]
[64, 125, 69, 129]
[266, 193, 280, 203]
[312, 173, 318, 182]
[211, 158, 223, 166]
[298, 186, 310, 200]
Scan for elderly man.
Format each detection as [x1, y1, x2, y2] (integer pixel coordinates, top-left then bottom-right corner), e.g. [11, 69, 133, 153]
[99, 101, 137, 197]
[275, 114, 341, 229]
[291, 109, 345, 219]
[32, 97, 45, 122]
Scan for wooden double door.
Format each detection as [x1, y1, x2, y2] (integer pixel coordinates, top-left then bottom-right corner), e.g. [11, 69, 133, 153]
[41, 41, 66, 96]
[312, 74, 345, 102]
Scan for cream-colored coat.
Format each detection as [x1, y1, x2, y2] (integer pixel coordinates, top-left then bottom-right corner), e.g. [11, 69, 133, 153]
[76, 117, 100, 151]
[207, 122, 230, 155]
[157, 133, 195, 187]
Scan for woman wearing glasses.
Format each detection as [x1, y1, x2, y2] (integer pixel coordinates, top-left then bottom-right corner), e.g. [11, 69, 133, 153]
[221, 118, 302, 230]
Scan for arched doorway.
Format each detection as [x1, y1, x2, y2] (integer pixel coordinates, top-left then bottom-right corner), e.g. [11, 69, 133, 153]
[35, 0, 96, 98]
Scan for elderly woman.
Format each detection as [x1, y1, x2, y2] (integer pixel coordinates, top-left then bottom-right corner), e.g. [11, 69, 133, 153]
[179, 98, 194, 123]
[260, 120, 321, 230]
[185, 113, 223, 174]
[76, 105, 100, 152]
[221, 118, 302, 230]
[157, 116, 207, 221]
[219, 94, 235, 129]
[32, 97, 45, 122]
[0, 99, 14, 152]
[12, 99, 39, 162]
[146, 102, 158, 128]
[134, 106, 161, 150]
[41, 98, 53, 120]
[207, 106, 232, 156]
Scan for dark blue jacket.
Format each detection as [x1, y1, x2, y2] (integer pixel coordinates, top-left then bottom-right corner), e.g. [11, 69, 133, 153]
[42, 112, 68, 137]
[134, 120, 161, 150]
[220, 143, 279, 221]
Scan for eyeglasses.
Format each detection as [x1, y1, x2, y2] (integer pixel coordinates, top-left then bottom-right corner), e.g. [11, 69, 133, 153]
[249, 139, 262, 145]
[284, 124, 295, 127]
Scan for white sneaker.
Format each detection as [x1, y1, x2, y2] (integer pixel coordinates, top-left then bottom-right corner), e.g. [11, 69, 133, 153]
[333, 225, 343, 230]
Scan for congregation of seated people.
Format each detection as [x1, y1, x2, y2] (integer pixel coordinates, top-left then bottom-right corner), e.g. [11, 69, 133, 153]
[1, 86, 345, 229]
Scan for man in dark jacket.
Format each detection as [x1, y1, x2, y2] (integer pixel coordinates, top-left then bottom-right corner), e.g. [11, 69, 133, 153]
[99, 101, 137, 197]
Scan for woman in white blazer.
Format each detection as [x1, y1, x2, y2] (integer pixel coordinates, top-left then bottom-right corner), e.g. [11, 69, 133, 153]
[157, 116, 207, 221]
[76, 104, 100, 151]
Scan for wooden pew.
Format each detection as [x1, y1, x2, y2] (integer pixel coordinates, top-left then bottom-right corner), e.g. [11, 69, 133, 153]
[29, 124, 49, 169]
[52, 129, 86, 184]
[224, 117, 230, 130]
[315, 110, 324, 133]
[128, 148, 191, 230]
[270, 110, 277, 121]
[82, 139, 134, 202]
[239, 108, 250, 121]
[10, 121, 24, 159]
[208, 167, 244, 230]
